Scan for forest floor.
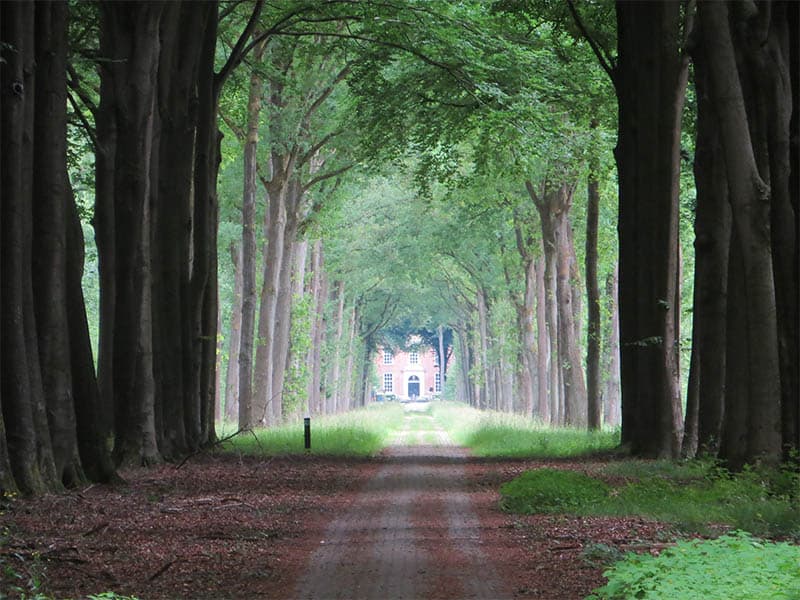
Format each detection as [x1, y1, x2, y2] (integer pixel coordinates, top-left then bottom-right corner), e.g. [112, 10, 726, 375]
[0, 417, 675, 599]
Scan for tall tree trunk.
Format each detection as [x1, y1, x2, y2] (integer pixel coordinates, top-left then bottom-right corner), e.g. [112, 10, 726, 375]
[529, 181, 586, 425]
[602, 266, 621, 427]
[586, 120, 602, 430]
[253, 178, 285, 425]
[1, 1, 53, 494]
[787, 0, 800, 459]
[686, 43, 730, 456]
[66, 181, 117, 483]
[227, 242, 244, 425]
[237, 37, 266, 431]
[534, 256, 550, 423]
[342, 303, 358, 411]
[476, 289, 492, 410]
[31, 1, 83, 486]
[700, 0, 784, 464]
[616, 0, 688, 458]
[270, 179, 301, 423]
[328, 282, 346, 413]
[307, 240, 327, 414]
[100, 2, 163, 467]
[554, 188, 588, 427]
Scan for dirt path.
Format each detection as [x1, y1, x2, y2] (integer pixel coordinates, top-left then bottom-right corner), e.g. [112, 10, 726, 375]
[294, 408, 511, 600]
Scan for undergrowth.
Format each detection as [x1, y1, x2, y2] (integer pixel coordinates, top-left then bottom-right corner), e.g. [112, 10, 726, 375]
[587, 531, 800, 600]
[218, 403, 404, 456]
[500, 462, 800, 539]
[433, 402, 619, 457]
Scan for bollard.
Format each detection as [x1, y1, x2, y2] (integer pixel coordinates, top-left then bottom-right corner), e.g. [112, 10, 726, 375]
[304, 417, 311, 451]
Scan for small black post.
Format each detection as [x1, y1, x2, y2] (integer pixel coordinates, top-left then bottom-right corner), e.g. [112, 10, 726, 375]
[304, 417, 311, 451]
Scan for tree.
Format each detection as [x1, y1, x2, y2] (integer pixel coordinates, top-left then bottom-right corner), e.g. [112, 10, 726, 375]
[1, 1, 115, 494]
[614, 0, 691, 458]
[699, 0, 794, 466]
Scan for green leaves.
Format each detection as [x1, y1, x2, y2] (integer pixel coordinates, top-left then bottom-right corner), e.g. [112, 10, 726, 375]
[588, 532, 800, 600]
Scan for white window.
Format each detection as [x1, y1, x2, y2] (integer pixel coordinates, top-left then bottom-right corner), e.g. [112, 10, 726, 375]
[409, 351, 419, 364]
[383, 349, 393, 365]
[433, 352, 439, 366]
[383, 373, 393, 392]
[434, 372, 442, 393]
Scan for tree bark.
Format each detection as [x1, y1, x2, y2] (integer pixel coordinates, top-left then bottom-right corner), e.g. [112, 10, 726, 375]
[534, 256, 550, 423]
[31, 0, 84, 486]
[602, 266, 621, 427]
[686, 42, 730, 456]
[328, 282, 346, 413]
[1, 1, 53, 494]
[100, 2, 163, 467]
[237, 37, 266, 430]
[227, 242, 243, 425]
[700, 0, 784, 464]
[616, 0, 687, 458]
[586, 120, 602, 430]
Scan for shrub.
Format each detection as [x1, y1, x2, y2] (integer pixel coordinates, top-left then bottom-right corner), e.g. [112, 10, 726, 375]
[587, 531, 800, 600]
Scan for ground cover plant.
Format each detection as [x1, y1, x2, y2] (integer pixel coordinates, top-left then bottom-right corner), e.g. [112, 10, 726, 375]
[499, 462, 800, 538]
[433, 402, 619, 458]
[218, 403, 404, 457]
[587, 531, 800, 600]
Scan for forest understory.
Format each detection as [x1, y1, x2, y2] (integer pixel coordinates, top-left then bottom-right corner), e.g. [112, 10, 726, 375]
[0, 452, 674, 600]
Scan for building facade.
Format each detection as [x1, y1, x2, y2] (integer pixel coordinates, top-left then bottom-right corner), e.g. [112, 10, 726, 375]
[374, 346, 444, 400]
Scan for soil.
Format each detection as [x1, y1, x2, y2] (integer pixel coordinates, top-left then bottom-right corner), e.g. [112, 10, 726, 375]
[0, 423, 675, 600]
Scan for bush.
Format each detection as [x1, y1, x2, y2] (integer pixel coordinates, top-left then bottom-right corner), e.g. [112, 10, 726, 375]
[587, 531, 800, 600]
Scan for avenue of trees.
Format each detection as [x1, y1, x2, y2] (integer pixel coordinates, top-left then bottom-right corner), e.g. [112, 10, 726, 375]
[0, 0, 797, 495]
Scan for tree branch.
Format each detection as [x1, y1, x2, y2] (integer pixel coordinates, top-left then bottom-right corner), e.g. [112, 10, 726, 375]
[303, 162, 355, 192]
[216, 0, 265, 88]
[566, 0, 617, 86]
[66, 90, 99, 151]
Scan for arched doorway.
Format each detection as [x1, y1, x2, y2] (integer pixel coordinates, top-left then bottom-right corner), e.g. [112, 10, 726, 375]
[407, 375, 420, 398]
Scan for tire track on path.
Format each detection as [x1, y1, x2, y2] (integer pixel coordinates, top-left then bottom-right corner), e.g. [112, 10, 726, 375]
[294, 409, 510, 599]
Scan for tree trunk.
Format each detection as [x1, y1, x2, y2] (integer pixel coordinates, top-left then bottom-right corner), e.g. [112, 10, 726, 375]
[327, 282, 346, 413]
[700, 0, 784, 464]
[99, 2, 163, 467]
[534, 256, 550, 423]
[602, 266, 621, 427]
[1, 1, 53, 494]
[307, 240, 327, 414]
[615, 0, 688, 458]
[253, 177, 285, 425]
[270, 179, 301, 423]
[31, 1, 84, 486]
[586, 121, 602, 430]
[342, 303, 358, 411]
[686, 43, 731, 456]
[227, 242, 244, 425]
[237, 37, 266, 431]
[554, 187, 587, 427]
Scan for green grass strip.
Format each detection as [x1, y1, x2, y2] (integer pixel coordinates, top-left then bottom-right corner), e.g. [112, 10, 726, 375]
[432, 401, 619, 458]
[500, 466, 800, 539]
[218, 403, 404, 457]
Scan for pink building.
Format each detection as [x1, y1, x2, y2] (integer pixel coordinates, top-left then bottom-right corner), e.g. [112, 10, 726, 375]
[374, 346, 444, 400]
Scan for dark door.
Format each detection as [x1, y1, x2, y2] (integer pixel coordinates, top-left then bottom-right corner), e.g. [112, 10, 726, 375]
[408, 376, 420, 397]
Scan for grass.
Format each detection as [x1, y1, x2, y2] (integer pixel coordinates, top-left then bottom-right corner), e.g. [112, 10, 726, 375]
[432, 401, 619, 458]
[500, 462, 800, 539]
[218, 403, 404, 457]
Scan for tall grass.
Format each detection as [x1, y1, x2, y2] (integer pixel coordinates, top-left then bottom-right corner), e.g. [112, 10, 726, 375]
[219, 403, 404, 457]
[432, 401, 620, 458]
